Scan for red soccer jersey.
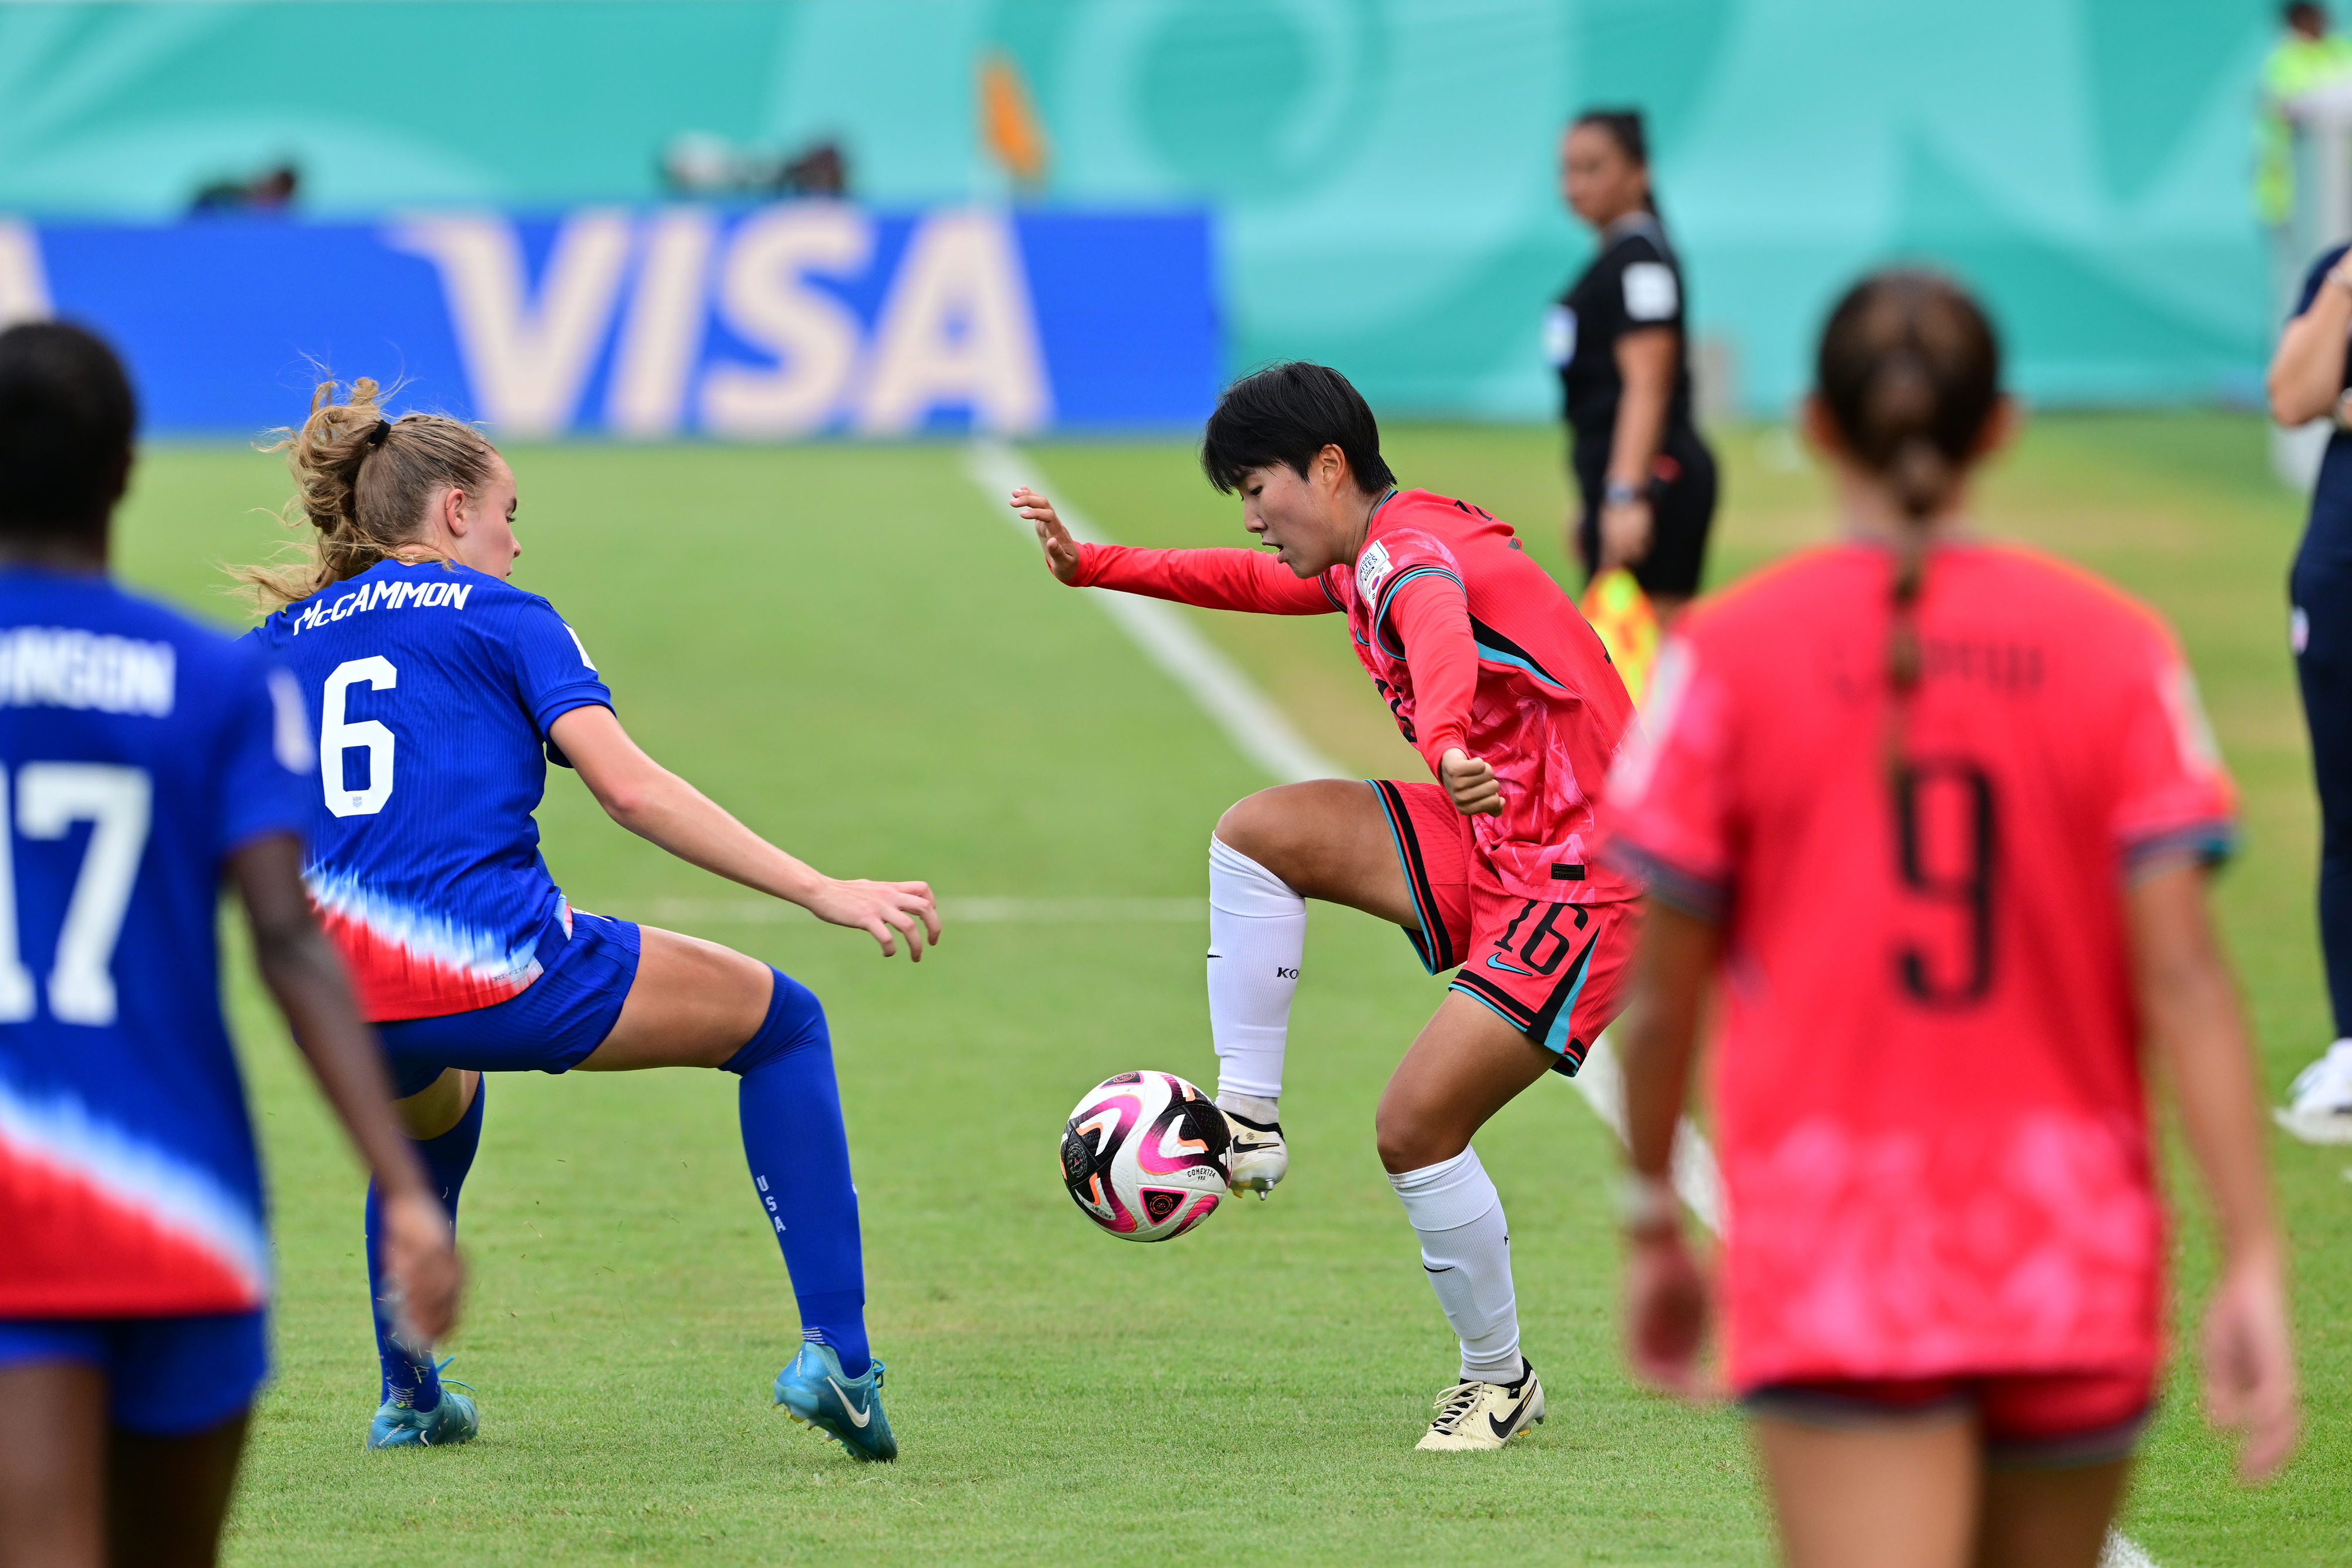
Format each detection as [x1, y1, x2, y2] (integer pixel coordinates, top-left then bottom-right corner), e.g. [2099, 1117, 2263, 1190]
[1603, 541, 2235, 1390]
[1075, 488, 1638, 902]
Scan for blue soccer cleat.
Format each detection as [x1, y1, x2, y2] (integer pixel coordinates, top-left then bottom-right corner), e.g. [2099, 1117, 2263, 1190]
[773, 1342, 896, 1462]
[366, 1363, 481, 1450]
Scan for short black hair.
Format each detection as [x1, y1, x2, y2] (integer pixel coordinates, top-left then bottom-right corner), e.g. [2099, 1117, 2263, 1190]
[1200, 362, 1396, 496]
[2288, 1, 2328, 26]
[0, 322, 136, 535]
[1572, 107, 1649, 168]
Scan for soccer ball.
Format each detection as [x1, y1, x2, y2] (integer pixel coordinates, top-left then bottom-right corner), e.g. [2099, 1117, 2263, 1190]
[1059, 1071, 1231, 1242]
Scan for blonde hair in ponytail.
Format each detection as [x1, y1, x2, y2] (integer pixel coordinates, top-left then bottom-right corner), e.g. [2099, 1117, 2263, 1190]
[231, 376, 499, 610]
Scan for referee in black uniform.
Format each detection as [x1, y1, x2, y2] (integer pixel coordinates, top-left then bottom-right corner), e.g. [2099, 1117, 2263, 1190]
[1548, 108, 1718, 618]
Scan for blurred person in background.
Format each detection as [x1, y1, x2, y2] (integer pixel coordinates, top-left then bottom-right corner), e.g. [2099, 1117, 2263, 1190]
[2265, 240, 2352, 1139]
[0, 323, 460, 1566]
[189, 162, 299, 217]
[1549, 108, 1717, 623]
[660, 134, 847, 199]
[2257, 4, 2352, 312]
[1610, 272, 2296, 1564]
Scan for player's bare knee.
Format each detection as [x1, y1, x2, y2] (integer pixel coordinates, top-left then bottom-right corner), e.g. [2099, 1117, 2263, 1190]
[1374, 1106, 1458, 1175]
[1214, 783, 1345, 887]
[1212, 790, 1287, 867]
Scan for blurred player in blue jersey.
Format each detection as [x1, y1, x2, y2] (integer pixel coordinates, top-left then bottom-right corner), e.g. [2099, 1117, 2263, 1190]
[0, 325, 462, 1563]
[238, 377, 935, 1462]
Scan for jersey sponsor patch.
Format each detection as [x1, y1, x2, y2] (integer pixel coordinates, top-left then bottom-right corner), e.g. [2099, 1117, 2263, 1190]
[1542, 304, 1577, 367]
[1622, 261, 1679, 322]
[1356, 540, 1394, 603]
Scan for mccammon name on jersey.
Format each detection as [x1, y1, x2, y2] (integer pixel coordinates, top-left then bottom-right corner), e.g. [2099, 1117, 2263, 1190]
[0, 627, 173, 717]
[292, 576, 476, 636]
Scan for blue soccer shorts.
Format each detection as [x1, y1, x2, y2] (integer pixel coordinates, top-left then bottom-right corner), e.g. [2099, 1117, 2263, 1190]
[0, 1311, 269, 1436]
[377, 911, 642, 1098]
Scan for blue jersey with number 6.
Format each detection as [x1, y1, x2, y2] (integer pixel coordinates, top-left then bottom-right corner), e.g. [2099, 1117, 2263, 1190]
[246, 560, 610, 1023]
[0, 566, 310, 1318]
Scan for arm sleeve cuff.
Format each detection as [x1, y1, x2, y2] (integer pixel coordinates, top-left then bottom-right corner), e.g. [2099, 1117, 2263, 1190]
[2122, 819, 2236, 880]
[1601, 838, 1730, 924]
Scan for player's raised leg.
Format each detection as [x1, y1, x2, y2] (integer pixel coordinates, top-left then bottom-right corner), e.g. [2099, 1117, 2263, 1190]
[1207, 781, 1416, 1192]
[1207, 780, 1561, 1448]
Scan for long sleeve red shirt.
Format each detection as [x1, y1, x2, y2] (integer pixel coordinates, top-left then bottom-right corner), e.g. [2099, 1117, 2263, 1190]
[1074, 540, 1479, 774]
[1067, 490, 1636, 904]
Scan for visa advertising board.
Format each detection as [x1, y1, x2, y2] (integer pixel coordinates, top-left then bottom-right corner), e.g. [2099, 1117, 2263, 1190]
[0, 208, 1218, 437]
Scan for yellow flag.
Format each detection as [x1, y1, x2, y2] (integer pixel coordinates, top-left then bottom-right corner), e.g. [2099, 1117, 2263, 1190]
[1580, 568, 1660, 707]
[980, 51, 1050, 190]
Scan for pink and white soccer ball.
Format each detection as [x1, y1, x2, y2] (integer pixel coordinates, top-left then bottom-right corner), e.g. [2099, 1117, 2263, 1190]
[1059, 1071, 1231, 1242]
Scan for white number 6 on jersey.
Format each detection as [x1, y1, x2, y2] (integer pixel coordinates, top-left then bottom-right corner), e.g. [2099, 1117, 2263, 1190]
[322, 656, 397, 817]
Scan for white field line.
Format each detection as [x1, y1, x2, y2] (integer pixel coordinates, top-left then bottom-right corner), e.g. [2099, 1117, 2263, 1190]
[964, 439, 2156, 1567]
[964, 439, 1347, 785]
[1573, 1033, 1723, 1235]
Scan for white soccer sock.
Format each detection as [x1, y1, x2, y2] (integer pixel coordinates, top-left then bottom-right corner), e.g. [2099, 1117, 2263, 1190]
[1206, 835, 1306, 1106]
[1388, 1147, 1522, 1384]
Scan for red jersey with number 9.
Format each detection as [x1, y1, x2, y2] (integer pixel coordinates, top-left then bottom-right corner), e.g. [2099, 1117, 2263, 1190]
[1602, 540, 2234, 1390]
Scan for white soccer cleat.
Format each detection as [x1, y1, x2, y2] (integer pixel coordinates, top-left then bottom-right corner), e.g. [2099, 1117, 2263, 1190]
[2276, 1038, 2352, 1145]
[1221, 1108, 1288, 1198]
[1415, 1362, 1545, 1452]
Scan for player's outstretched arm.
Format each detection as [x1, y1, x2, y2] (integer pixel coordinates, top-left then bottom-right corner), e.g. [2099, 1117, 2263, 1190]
[1612, 898, 1723, 1400]
[548, 704, 940, 962]
[2126, 860, 2299, 1481]
[1008, 486, 1338, 611]
[229, 833, 462, 1345]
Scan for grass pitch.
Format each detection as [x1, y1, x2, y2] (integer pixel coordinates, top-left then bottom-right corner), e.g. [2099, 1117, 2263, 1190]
[108, 417, 2346, 1564]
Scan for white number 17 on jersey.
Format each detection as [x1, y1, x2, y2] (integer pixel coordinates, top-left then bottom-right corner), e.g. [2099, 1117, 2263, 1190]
[0, 763, 152, 1027]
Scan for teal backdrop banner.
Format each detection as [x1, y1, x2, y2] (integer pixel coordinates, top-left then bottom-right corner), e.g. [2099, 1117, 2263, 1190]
[0, 0, 2293, 420]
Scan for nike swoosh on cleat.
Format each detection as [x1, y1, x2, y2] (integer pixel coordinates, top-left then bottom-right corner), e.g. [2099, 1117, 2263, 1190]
[826, 1377, 873, 1427]
[1485, 953, 1535, 977]
[1487, 1400, 1528, 1441]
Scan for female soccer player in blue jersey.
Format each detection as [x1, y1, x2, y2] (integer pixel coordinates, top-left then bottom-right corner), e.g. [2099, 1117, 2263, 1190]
[0, 325, 463, 1562]
[239, 378, 934, 1462]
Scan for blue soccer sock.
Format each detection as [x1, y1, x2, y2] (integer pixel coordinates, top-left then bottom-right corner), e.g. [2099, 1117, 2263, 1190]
[365, 1074, 485, 1411]
[724, 969, 870, 1379]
